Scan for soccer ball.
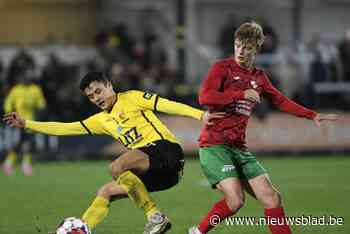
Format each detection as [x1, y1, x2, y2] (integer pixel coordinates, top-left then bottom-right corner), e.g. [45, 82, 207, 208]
[56, 217, 91, 234]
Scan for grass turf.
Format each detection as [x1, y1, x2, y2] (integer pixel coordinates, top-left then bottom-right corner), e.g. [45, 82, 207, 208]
[0, 156, 349, 234]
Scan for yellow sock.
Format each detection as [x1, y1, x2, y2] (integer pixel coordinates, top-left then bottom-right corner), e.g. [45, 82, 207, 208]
[116, 171, 159, 219]
[82, 196, 109, 230]
[4, 151, 17, 165]
[22, 153, 32, 164]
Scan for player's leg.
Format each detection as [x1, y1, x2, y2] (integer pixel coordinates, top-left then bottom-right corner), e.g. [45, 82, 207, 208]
[233, 149, 291, 233]
[21, 132, 33, 176]
[82, 181, 128, 230]
[137, 141, 184, 234]
[189, 145, 245, 234]
[108, 149, 161, 219]
[109, 144, 175, 234]
[241, 179, 257, 199]
[2, 149, 17, 176]
[2, 128, 20, 176]
[249, 174, 281, 207]
[109, 148, 150, 179]
[248, 174, 292, 234]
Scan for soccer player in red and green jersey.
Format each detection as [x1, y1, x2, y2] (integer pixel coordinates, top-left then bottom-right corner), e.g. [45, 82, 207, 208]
[188, 21, 339, 234]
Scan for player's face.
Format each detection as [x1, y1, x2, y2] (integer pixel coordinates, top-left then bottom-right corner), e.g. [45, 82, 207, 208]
[234, 39, 257, 69]
[84, 81, 116, 111]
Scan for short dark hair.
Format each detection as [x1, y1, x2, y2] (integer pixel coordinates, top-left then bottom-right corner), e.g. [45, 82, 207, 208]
[80, 72, 110, 91]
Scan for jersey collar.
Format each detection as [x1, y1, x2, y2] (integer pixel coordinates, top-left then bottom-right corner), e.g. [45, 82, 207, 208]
[106, 94, 118, 114]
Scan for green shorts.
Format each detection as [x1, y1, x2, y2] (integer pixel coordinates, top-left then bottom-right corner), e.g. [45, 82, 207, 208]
[199, 145, 267, 188]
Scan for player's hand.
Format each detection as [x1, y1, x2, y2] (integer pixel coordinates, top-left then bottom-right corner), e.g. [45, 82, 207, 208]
[244, 89, 260, 103]
[313, 113, 340, 127]
[201, 111, 226, 125]
[2, 112, 26, 128]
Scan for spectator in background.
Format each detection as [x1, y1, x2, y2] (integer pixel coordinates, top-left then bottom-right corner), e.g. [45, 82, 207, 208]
[254, 18, 280, 120]
[309, 34, 331, 83]
[96, 22, 177, 100]
[104, 23, 137, 66]
[138, 29, 173, 96]
[307, 34, 343, 108]
[218, 14, 239, 57]
[40, 54, 65, 119]
[309, 33, 341, 83]
[338, 28, 350, 81]
[40, 53, 82, 121]
[113, 23, 137, 61]
[6, 49, 36, 86]
[95, 23, 135, 69]
[2, 66, 46, 176]
[259, 20, 279, 54]
[140, 29, 168, 71]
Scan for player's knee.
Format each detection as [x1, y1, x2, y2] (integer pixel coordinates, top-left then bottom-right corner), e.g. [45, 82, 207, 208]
[97, 184, 113, 199]
[225, 196, 245, 212]
[109, 160, 126, 179]
[21, 142, 30, 153]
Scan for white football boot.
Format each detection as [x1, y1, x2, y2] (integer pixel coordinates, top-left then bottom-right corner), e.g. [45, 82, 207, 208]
[143, 212, 171, 234]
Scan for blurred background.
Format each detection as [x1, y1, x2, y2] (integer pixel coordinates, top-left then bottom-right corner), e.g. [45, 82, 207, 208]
[0, 0, 349, 160]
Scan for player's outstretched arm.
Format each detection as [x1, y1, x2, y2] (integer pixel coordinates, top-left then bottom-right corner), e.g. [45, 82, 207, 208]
[130, 90, 226, 125]
[262, 74, 318, 119]
[312, 113, 340, 127]
[262, 76, 340, 125]
[2, 112, 90, 136]
[156, 97, 225, 124]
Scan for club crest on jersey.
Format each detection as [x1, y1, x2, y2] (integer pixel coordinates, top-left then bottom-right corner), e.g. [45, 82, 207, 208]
[118, 112, 126, 120]
[117, 112, 129, 123]
[250, 80, 258, 89]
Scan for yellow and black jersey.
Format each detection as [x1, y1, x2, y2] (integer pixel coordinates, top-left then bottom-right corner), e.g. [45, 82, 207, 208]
[25, 90, 203, 149]
[4, 84, 46, 120]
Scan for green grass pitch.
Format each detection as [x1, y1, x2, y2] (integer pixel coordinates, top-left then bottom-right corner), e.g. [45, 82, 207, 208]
[0, 156, 349, 234]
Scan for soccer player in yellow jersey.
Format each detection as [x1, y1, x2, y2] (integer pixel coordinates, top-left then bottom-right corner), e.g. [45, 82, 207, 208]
[3, 72, 224, 234]
[2, 70, 46, 176]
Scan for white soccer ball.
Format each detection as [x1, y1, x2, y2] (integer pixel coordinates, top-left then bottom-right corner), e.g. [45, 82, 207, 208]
[56, 217, 91, 234]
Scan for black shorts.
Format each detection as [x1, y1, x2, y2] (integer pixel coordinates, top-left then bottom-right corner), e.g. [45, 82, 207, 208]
[20, 130, 33, 143]
[12, 129, 34, 151]
[138, 140, 185, 192]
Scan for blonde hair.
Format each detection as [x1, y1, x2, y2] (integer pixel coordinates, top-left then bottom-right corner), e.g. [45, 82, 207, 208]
[234, 21, 265, 50]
